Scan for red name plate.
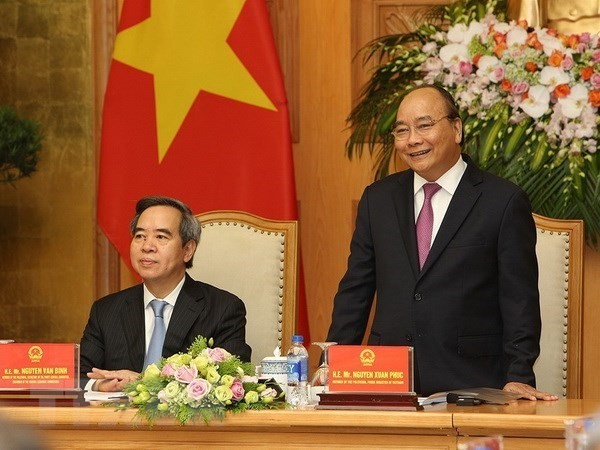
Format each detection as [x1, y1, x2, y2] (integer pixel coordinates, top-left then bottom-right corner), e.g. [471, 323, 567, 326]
[0, 343, 79, 389]
[328, 345, 413, 393]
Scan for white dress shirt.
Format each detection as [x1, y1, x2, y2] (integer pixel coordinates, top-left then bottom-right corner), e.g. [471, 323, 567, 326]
[142, 276, 185, 352]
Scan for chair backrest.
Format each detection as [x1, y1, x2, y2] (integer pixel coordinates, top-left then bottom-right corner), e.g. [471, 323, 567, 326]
[187, 210, 298, 368]
[533, 213, 584, 398]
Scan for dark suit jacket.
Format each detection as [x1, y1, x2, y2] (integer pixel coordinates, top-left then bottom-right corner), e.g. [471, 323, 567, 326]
[327, 155, 541, 396]
[80, 274, 251, 382]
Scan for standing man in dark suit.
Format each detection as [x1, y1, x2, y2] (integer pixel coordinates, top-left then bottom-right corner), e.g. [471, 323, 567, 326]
[327, 85, 557, 400]
[80, 196, 251, 392]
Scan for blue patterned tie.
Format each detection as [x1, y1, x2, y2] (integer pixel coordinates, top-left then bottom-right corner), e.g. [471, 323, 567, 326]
[144, 300, 167, 368]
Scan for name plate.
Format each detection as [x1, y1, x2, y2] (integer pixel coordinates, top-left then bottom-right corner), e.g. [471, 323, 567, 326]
[0, 343, 79, 389]
[328, 345, 414, 393]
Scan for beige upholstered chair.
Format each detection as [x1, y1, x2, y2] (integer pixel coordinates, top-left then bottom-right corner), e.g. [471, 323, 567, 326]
[187, 211, 298, 368]
[533, 213, 584, 398]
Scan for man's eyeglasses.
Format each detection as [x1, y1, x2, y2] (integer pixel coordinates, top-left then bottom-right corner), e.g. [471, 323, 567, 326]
[390, 115, 454, 141]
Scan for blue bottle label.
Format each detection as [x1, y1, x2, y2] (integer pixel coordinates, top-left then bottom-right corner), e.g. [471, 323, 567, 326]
[287, 358, 300, 383]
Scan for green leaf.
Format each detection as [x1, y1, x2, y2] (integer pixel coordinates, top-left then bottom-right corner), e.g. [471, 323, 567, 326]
[530, 133, 548, 172]
[501, 118, 533, 161]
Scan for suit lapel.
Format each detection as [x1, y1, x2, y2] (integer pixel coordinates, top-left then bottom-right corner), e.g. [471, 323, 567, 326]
[163, 275, 207, 355]
[420, 157, 483, 275]
[392, 172, 420, 278]
[122, 284, 146, 371]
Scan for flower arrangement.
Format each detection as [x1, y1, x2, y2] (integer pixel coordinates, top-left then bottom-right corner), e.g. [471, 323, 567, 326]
[120, 336, 284, 424]
[347, 0, 600, 246]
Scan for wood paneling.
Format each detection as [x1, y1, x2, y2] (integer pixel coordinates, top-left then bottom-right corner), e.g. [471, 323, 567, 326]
[351, 0, 449, 106]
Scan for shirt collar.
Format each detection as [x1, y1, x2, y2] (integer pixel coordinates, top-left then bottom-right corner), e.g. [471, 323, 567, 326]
[143, 275, 186, 308]
[413, 155, 467, 196]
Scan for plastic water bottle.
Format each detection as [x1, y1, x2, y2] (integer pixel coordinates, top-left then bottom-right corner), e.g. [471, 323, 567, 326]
[286, 334, 309, 408]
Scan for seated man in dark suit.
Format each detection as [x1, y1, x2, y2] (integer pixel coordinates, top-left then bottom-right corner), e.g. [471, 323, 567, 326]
[80, 196, 251, 392]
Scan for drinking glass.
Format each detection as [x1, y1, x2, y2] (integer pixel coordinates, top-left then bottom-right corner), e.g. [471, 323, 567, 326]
[310, 342, 337, 391]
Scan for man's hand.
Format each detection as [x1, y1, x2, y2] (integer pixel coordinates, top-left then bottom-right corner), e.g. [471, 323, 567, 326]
[503, 381, 559, 401]
[88, 368, 140, 392]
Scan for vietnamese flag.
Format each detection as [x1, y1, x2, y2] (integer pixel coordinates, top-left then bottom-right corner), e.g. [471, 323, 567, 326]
[98, 0, 309, 341]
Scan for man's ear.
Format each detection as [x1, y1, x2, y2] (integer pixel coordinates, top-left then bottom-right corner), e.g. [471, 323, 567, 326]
[183, 240, 197, 263]
[453, 118, 463, 144]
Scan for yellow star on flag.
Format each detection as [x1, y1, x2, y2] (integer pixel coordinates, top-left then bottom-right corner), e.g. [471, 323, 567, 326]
[112, 0, 276, 162]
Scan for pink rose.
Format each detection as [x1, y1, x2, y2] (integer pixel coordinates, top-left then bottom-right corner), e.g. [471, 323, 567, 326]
[174, 365, 198, 384]
[511, 81, 529, 96]
[561, 55, 574, 71]
[592, 50, 600, 63]
[458, 61, 473, 77]
[591, 73, 600, 89]
[493, 66, 505, 82]
[160, 363, 177, 377]
[231, 380, 245, 401]
[580, 32, 591, 44]
[207, 348, 228, 363]
[187, 378, 211, 401]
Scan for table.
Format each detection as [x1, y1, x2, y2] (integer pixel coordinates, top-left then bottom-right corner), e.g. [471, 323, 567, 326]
[1, 399, 599, 449]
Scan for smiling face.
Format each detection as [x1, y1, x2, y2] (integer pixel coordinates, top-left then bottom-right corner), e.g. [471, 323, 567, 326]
[394, 87, 463, 181]
[130, 205, 196, 297]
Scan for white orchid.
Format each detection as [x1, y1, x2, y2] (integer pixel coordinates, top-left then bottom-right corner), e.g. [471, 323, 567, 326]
[439, 43, 470, 67]
[558, 84, 590, 119]
[506, 26, 527, 47]
[520, 85, 550, 119]
[536, 29, 565, 56]
[539, 66, 570, 89]
[476, 55, 504, 83]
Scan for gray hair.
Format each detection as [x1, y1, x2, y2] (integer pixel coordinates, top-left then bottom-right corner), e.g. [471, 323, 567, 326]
[129, 196, 201, 268]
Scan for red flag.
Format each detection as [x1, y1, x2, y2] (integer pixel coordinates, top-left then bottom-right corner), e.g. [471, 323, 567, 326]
[98, 0, 309, 341]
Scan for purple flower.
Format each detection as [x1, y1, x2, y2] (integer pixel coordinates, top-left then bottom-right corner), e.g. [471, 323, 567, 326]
[174, 365, 198, 384]
[231, 380, 245, 401]
[187, 378, 211, 402]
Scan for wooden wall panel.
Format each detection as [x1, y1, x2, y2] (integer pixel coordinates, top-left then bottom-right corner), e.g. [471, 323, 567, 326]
[351, 0, 449, 106]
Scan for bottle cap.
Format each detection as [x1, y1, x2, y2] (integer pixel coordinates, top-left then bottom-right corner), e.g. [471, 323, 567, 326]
[292, 335, 304, 343]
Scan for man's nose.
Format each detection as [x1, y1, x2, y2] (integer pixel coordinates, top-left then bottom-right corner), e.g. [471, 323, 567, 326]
[141, 237, 156, 251]
[406, 126, 423, 144]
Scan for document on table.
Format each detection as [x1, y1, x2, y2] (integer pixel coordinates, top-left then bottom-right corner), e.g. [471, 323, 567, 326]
[84, 391, 127, 402]
[419, 387, 521, 406]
